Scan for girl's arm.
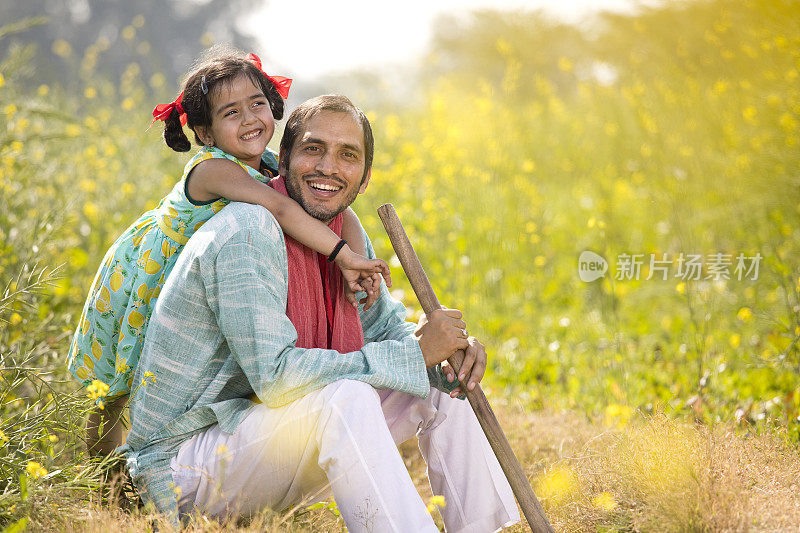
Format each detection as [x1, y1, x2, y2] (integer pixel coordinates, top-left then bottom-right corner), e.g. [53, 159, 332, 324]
[188, 159, 390, 303]
[342, 208, 386, 310]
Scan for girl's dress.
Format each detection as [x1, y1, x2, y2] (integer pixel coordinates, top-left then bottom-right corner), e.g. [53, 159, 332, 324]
[67, 146, 278, 399]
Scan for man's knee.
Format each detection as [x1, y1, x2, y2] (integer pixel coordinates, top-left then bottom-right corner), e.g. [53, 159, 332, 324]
[323, 379, 380, 415]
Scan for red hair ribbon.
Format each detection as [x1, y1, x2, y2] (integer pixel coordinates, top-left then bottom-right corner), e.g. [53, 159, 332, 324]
[247, 53, 292, 99]
[151, 91, 187, 126]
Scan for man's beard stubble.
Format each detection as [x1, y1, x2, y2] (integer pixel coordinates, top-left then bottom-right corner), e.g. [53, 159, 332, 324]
[284, 173, 360, 224]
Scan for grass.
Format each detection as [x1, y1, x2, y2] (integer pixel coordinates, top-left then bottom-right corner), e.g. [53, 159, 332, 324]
[15, 401, 800, 532]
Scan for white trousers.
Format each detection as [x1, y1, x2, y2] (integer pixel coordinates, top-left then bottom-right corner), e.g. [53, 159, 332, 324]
[170, 380, 520, 532]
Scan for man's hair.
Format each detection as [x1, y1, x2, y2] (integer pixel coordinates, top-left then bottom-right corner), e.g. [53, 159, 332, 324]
[279, 94, 373, 182]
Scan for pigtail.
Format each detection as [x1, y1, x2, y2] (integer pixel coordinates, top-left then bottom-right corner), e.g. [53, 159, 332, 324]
[163, 110, 191, 152]
[263, 81, 285, 121]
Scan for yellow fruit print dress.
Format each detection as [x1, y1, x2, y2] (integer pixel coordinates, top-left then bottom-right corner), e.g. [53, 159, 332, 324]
[68, 146, 278, 399]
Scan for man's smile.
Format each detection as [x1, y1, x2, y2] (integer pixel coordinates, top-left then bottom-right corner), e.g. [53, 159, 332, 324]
[305, 177, 344, 198]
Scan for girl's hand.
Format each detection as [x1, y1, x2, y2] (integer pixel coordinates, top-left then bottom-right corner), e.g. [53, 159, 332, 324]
[335, 246, 392, 309]
[355, 272, 384, 310]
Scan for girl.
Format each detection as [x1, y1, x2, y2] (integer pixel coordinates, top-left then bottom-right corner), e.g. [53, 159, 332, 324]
[70, 51, 390, 455]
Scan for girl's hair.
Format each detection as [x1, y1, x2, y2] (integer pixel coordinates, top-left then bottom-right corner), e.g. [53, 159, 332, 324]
[163, 48, 285, 152]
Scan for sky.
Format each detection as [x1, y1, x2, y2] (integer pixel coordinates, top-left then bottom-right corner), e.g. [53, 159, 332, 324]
[244, 0, 648, 80]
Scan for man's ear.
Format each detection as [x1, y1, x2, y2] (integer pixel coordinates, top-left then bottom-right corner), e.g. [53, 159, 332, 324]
[278, 148, 288, 177]
[194, 125, 215, 147]
[358, 167, 372, 194]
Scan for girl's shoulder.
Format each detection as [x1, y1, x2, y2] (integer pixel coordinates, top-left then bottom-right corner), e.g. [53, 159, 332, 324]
[261, 147, 279, 177]
[181, 146, 263, 182]
[181, 146, 279, 183]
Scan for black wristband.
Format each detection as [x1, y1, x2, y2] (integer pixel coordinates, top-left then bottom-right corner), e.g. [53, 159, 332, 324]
[327, 239, 347, 263]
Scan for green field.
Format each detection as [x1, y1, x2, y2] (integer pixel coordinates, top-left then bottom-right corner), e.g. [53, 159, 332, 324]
[1, 0, 799, 530]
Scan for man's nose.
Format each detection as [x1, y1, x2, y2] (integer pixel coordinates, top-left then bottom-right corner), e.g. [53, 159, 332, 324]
[315, 150, 336, 175]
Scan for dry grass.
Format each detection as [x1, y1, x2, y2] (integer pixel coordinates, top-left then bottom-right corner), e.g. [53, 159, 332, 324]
[26, 399, 800, 533]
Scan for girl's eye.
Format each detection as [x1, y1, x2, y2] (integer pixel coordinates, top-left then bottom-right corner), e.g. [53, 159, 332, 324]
[223, 109, 238, 117]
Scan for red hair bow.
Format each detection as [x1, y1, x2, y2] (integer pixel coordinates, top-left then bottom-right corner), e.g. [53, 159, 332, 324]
[247, 53, 292, 99]
[151, 91, 187, 126]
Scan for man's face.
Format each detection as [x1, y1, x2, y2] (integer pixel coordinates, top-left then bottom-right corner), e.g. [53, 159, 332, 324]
[282, 110, 371, 223]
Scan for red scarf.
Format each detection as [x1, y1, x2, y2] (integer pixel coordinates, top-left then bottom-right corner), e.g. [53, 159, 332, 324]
[268, 176, 364, 353]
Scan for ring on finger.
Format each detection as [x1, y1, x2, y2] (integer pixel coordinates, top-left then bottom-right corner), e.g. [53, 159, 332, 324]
[461, 328, 468, 338]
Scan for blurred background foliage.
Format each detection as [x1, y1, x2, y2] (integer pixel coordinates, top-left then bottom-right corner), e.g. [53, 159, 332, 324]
[0, 0, 799, 527]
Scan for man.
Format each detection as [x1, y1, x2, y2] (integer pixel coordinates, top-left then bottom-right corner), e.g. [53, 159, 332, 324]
[120, 95, 520, 532]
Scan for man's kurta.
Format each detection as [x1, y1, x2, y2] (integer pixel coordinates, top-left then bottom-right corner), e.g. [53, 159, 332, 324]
[118, 202, 456, 521]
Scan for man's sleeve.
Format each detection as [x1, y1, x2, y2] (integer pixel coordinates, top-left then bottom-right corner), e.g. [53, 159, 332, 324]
[358, 231, 461, 395]
[203, 219, 431, 408]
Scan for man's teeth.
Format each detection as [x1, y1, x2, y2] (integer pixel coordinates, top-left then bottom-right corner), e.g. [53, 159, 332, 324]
[241, 131, 260, 140]
[310, 183, 341, 191]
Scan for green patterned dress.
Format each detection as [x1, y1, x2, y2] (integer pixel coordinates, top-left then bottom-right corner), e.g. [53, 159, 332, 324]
[67, 146, 278, 399]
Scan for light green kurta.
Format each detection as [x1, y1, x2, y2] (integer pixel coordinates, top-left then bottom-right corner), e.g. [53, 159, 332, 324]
[118, 202, 457, 524]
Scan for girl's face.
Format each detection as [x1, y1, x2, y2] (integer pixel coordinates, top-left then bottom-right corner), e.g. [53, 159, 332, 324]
[196, 74, 274, 169]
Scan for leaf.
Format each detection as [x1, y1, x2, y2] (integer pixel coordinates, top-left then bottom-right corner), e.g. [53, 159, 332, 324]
[2, 517, 28, 533]
[19, 473, 27, 501]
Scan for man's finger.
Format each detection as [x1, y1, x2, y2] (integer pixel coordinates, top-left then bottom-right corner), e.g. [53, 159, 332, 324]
[441, 308, 463, 319]
[458, 340, 478, 384]
[467, 339, 487, 390]
[454, 337, 470, 352]
[441, 360, 456, 382]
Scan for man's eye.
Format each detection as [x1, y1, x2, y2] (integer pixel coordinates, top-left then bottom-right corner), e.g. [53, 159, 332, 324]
[305, 146, 319, 152]
[343, 151, 357, 159]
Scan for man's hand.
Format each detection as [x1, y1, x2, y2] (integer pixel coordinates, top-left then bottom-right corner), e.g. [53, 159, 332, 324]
[414, 308, 469, 368]
[440, 337, 488, 397]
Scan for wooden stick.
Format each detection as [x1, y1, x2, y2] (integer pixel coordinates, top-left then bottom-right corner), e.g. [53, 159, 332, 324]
[377, 203, 554, 533]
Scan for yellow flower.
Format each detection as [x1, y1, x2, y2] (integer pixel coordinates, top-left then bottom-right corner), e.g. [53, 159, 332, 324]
[26, 461, 48, 478]
[0, 72, 5, 88]
[37, 84, 49, 96]
[0, 430, 8, 443]
[729, 333, 741, 348]
[737, 307, 753, 322]
[149, 73, 165, 89]
[593, 491, 617, 512]
[9, 313, 22, 326]
[426, 494, 446, 513]
[52, 39, 72, 57]
[742, 106, 757, 124]
[675, 282, 686, 295]
[86, 379, 110, 401]
[536, 467, 578, 505]
[84, 87, 97, 99]
[48, 434, 59, 443]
